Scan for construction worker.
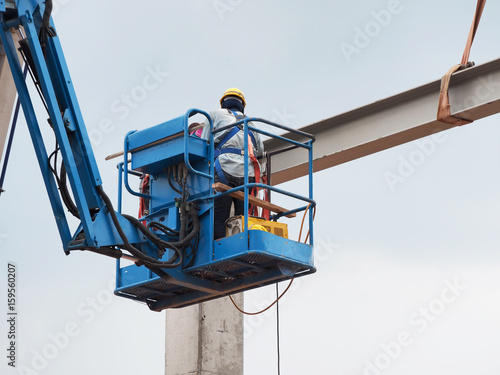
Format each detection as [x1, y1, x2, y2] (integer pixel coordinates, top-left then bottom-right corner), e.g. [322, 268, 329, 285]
[200, 88, 264, 239]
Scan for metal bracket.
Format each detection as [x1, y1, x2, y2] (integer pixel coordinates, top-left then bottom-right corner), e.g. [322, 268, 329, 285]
[62, 108, 76, 131]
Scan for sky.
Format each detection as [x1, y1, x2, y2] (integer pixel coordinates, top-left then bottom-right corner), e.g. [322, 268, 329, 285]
[1, 0, 500, 374]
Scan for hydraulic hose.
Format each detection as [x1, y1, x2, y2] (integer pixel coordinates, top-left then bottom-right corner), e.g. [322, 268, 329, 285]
[121, 213, 183, 266]
[96, 185, 182, 268]
[41, 0, 53, 30]
[169, 203, 200, 249]
[39, 0, 57, 44]
[123, 205, 199, 258]
[147, 221, 179, 237]
[59, 162, 79, 218]
[126, 203, 200, 267]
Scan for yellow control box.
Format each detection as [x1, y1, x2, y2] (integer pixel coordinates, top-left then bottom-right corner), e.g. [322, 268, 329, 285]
[226, 215, 288, 239]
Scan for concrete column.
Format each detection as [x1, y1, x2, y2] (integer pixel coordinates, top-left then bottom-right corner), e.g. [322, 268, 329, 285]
[0, 29, 22, 175]
[165, 294, 244, 375]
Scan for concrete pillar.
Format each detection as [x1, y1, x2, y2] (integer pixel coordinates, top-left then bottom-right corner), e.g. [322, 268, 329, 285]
[0, 32, 18, 154]
[0, 29, 22, 181]
[165, 294, 244, 375]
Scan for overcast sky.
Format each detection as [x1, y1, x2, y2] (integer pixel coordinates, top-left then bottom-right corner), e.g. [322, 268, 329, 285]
[2, 1, 500, 374]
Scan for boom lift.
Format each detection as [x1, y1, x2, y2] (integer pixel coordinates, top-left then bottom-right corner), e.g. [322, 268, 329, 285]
[0, 0, 316, 311]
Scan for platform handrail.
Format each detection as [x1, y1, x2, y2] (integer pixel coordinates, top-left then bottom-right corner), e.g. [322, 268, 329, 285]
[212, 116, 315, 245]
[213, 117, 316, 142]
[123, 130, 151, 200]
[183, 108, 214, 181]
[213, 182, 315, 220]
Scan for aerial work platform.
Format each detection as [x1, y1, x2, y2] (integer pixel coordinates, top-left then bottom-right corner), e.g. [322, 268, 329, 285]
[114, 109, 316, 310]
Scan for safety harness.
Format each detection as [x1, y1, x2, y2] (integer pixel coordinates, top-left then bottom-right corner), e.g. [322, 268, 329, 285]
[214, 110, 261, 215]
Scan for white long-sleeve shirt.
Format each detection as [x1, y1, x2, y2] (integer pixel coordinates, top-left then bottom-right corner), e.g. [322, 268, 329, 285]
[201, 108, 264, 178]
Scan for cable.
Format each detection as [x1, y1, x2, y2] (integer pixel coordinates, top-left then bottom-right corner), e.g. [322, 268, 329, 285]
[39, 0, 57, 45]
[17, 40, 50, 115]
[121, 213, 183, 267]
[273, 204, 315, 374]
[167, 169, 182, 195]
[110, 196, 201, 267]
[298, 203, 316, 243]
[228, 201, 316, 375]
[46, 139, 81, 218]
[59, 161, 80, 218]
[184, 232, 200, 268]
[229, 202, 316, 315]
[96, 185, 183, 268]
[41, 0, 54, 32]
[13, 30, 80, 216]
[276, 282, 281, 375]
[148, 221, 179, 237]
[228, 279, 294, 316]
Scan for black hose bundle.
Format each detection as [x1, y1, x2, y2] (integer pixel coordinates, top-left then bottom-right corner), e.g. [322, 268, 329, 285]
[96, 185, 185, 268]
[96, 185, 201, 270]
[51, 157, 200, 269]
[121, 213, 183, 267]
[59, 161, 79, 218]
[39, 0, 57, 45]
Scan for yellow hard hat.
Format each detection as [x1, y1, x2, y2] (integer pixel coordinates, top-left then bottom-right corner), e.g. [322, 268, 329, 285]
[220, 88, 246, 107]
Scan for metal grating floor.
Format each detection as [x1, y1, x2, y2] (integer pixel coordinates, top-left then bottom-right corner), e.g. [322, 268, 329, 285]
[115, 232, 316, 310]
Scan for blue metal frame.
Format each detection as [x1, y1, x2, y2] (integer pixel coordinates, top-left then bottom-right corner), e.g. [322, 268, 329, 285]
[0, 11, 72, 247]
[21, 19, 98, 242]
[183, 108, 214, 181]
[0, 4, 146, 250]
[212, 116, 316, 244]
[123, 130, 151, 200]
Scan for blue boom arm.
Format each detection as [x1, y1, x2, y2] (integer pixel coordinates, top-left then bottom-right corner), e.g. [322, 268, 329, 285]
[0, 1, 161, 257]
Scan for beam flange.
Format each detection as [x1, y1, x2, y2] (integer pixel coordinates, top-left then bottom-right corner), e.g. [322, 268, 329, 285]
[264, 58, 500, 185]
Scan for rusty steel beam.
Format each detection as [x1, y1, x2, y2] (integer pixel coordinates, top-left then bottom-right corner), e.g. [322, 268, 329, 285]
[265, 58, 500, 185]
